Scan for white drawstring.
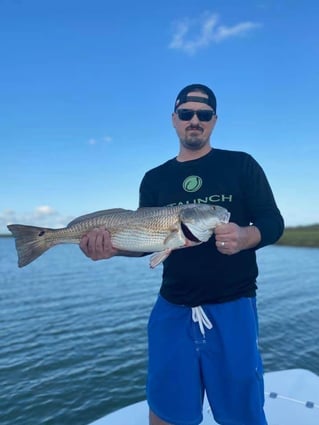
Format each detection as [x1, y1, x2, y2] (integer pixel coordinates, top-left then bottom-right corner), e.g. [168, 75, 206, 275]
[191, 306, 213, 336]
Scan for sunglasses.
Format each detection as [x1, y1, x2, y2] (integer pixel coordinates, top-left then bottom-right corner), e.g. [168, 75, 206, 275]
[176, 108, 215, 122]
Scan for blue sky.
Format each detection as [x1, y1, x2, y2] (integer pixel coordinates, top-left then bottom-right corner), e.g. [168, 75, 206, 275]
[1, 0, 318, 234]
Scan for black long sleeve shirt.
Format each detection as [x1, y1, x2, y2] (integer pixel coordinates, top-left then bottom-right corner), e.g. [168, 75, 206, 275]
[139, 148, 284, 306]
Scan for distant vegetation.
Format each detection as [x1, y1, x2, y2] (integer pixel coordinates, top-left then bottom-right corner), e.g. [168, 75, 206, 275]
[276, 224, 319, 248]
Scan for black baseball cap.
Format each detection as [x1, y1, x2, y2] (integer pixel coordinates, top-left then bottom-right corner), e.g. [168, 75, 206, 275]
[174, 83, 217, 113]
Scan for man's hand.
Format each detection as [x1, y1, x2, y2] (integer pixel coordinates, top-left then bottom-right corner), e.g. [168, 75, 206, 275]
[215, 223, 261, 255]
[80, 228, 118, 261]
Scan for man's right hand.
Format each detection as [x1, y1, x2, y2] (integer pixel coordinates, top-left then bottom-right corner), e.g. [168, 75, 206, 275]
[79, 228, 118, 261]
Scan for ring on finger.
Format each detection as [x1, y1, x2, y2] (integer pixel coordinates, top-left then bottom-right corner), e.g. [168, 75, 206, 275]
[221, 241, 225, 247]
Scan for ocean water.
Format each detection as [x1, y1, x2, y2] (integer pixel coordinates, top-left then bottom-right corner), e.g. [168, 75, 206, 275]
[0, 238, 318, 425]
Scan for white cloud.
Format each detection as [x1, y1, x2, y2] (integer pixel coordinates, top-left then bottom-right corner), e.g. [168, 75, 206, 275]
[0, 209, 16, 232]
[87, 135, 112, 145]
[1, 206, 70, 234]
[169, 12, 262, 55]
[214, 22, 261, 42]
[102, 136, 112, 143]
[34, 205, 57, 218]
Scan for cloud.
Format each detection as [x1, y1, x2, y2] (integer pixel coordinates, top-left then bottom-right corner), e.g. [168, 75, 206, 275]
[169, 12, 262, 55]
[87, 135, 112, 145]
[34, 205, 57, 218]
[0, 209, 16, 232]
[1, 206, 70, 234]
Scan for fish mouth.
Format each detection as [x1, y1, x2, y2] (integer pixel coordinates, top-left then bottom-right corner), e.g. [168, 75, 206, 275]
[181, 222, 201, 242]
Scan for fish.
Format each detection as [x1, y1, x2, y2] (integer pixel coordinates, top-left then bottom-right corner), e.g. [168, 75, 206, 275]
[7, 204, 230, 268]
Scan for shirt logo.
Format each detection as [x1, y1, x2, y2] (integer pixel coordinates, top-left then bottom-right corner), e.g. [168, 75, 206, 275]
[182, 175, 202, 193]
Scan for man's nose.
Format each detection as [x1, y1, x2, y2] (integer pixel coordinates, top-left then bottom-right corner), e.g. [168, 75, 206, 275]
[189, 112, 200, 124]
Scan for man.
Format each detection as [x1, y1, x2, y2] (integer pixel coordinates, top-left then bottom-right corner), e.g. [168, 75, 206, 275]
[80, 84, 284, 425]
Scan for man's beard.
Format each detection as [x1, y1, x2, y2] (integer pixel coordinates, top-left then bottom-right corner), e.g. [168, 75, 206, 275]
[180, 127, 208, 151]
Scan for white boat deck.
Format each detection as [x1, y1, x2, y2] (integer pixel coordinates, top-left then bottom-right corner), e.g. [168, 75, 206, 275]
[89, 369, 319, 425]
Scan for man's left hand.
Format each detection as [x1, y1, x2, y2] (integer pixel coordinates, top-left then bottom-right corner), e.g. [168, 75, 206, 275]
[214, 223, 261, 255]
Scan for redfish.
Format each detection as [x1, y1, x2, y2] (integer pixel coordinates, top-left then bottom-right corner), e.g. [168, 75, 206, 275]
[8, 204, 230, 268]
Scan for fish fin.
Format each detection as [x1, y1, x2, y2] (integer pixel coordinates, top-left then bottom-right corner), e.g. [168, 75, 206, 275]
[7, 224, 54, 268]
[67, 208, 133, 227]
[149, 249, 172, 268]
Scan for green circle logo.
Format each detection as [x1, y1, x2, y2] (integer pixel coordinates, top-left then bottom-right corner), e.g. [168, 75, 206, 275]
[183, 175, 202, 192]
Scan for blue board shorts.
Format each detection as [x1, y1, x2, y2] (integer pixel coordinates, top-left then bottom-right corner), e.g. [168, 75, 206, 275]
[147, 295, 267, 425]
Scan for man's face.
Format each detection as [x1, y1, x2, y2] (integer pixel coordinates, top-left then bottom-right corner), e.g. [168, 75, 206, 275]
[172, 91, 217, 151]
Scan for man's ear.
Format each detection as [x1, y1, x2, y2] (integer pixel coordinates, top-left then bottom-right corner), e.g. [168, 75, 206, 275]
[172, 112, 177, 128]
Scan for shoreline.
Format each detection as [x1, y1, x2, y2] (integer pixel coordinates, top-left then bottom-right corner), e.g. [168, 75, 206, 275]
[276, 224, 319, 248]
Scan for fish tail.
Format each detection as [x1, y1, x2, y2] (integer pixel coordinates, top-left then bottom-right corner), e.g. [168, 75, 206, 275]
[7, 224, 55, 268]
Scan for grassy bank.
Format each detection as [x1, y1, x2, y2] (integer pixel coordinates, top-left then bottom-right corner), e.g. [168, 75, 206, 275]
[276, 224, 319, 248]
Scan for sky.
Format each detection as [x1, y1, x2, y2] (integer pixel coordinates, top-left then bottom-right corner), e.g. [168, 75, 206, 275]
[1, 0, 318, 234]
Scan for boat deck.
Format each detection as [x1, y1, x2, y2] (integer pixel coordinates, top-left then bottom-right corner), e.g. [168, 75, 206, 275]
[89, 369, 319, 424]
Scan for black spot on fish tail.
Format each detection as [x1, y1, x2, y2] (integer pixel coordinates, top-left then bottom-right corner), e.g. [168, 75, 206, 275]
[7, 224, 53, 267]
[181, 222, 200, 242]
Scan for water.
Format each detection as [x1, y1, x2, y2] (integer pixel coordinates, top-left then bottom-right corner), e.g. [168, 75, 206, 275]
[0, 238, 318, 425]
